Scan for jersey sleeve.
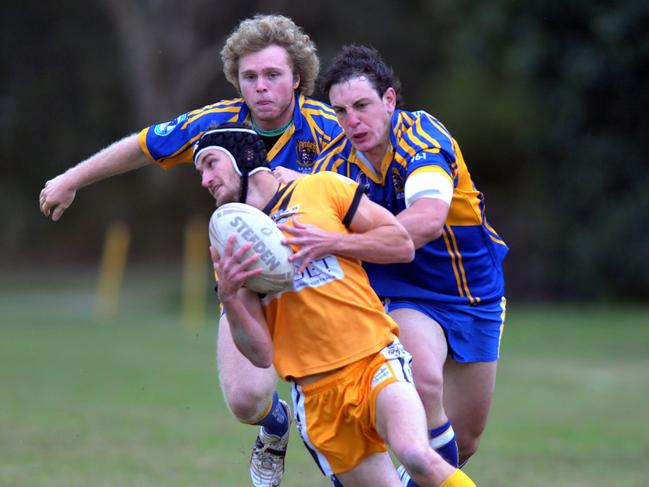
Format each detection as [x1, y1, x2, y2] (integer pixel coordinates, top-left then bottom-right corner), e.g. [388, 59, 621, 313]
[138, 99, 245, 169]
[402, 112, 458, 183]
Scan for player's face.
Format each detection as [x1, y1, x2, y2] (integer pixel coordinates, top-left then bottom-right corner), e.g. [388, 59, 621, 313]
[238, 45, 300, 131]
[329, 76, 396, 166]
[196, 149, 240, 206]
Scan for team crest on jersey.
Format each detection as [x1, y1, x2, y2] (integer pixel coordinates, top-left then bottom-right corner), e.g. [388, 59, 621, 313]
[391, 168, 404, 198]
[296, 141, 317, 168]
[153, 113, 187, 136]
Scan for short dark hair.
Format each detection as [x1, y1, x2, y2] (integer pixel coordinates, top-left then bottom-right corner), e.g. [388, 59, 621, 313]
[321, 45, 402, 107]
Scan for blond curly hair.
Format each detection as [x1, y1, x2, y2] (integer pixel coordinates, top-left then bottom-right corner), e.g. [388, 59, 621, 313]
[221, 15, 319, 96]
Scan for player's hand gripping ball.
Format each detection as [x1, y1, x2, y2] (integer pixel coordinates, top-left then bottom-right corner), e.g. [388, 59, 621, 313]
[209, 203, 294, 293]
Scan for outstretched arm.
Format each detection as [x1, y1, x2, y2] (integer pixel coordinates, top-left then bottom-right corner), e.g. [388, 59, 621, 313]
[279, 194, 414, 273]
[39, 133, 150, 221]
[211, 238, 273, 368]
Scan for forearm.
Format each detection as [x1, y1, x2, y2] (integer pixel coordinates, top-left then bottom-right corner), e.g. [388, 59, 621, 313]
[397, 200, 448, 249]
[332, 224, 414, 263]
[220, 292, 273, 368]
[65, 134, 150, 189]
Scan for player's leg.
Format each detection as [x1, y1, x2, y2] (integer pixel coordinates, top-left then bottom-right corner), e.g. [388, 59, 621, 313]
[217, 313, 282, 423]
[389, 305, 459, 467]
[443, 359, 497, 464]
[374, 381, 474, 487]
[442, 297, 506, 465]
[334, 452, 402, 487]
[217, 314, 291, 487]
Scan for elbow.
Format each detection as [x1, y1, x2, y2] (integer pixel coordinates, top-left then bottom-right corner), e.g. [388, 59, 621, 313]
[404, 238, 415, 262]
[251, 357, 273, 369]
[232, 333, 274, 368]
[249, 347, 274, 369]
[397, 233, 416, 263]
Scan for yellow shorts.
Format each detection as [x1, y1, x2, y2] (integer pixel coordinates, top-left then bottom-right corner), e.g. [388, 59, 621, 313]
[290, 338, 414, 476]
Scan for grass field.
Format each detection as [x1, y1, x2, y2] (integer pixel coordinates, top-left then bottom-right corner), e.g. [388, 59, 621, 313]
[1, 268, 648, 486]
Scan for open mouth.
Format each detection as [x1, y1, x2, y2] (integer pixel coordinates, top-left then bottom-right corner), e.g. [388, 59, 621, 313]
[352, 132, 368, 143]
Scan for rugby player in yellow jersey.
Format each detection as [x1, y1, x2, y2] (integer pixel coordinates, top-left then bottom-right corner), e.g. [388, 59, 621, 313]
[198, 122, 477, 487]
[39, 15, 342, 487]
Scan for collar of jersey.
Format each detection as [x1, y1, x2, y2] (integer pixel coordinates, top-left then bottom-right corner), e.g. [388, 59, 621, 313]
[241, 91, 303, 163]
[350, 143, 394, 185]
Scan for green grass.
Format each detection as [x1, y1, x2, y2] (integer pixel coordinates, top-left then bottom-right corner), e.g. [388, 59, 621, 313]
[1, 269, 648, 486]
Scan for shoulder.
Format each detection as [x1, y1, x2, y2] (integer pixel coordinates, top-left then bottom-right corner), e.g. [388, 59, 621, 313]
[200, 97, 245, 110]
[302, 170, 356, 188]
[313, 133, 355, 173]
[299, 96, 339, 125]
[395, 110, 456, 159]
[187, 97, 246, 119]
[397, 109, 453, 144]
[300, 96, 335, 115]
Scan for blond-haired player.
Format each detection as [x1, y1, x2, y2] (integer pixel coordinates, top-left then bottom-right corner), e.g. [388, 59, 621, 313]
[39, 15, 342, 486]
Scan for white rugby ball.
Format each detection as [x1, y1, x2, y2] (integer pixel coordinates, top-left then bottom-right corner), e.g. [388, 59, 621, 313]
[209, 202, 294, 293]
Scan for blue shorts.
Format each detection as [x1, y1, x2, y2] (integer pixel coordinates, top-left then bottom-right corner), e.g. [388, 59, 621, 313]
[385, 297, 507, 363]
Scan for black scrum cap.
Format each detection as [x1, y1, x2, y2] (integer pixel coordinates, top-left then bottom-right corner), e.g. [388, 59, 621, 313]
[193, 123, 270, 203]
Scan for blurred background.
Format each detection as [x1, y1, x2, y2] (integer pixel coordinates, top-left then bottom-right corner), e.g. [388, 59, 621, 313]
[3, 0, 648, 301]
[2, 2, 649, 486]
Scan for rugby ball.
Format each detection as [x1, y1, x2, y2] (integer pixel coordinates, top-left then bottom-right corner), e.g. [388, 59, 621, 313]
[209, 202, 294, 293]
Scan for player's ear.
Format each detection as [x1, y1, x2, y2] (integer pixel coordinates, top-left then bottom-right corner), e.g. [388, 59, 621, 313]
[382, 87, 397, 112]
[293, 73, 301, 91]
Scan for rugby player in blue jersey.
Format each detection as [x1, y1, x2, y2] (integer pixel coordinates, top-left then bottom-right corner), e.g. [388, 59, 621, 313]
[316, 45, 508, 483]
[39, 15, 342, 487]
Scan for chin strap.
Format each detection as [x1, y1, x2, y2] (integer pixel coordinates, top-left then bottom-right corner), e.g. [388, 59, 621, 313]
[239, 171, 249, 204]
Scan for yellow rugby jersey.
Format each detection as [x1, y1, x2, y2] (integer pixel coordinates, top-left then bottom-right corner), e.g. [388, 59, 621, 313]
[138, 94, 341, 172]
[259, 171, 398, 380]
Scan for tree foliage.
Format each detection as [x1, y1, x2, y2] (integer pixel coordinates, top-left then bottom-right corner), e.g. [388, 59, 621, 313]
[2, 0, 647, 300]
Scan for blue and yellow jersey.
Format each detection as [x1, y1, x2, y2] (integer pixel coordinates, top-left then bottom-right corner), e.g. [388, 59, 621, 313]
[138, 93, 341, 173]
[314, 109, 508, 305]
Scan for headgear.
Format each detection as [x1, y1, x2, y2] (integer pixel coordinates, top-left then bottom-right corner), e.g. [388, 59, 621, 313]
[193, 123, 270, 203]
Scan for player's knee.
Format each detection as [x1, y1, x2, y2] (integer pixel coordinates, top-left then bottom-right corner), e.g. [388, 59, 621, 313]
[222, 383, 272, 423]
[455, 423, 484, 462]
[456, 433, 480, 462]
[399, 445, 438, 479]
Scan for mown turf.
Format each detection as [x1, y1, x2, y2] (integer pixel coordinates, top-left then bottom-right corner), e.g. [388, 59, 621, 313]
[1, 269, 648, 486]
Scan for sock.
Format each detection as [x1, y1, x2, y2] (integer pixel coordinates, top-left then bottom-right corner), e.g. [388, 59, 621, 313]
[253, 391, 289, 437]
[397, 464, 418, 486]
[440, 469, 476, 487]
[429, 420, 459, 467]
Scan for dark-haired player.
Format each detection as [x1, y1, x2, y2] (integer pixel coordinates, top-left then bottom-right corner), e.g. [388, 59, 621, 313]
[198, 123, 476, 487]
[315, 45, 508, 482]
